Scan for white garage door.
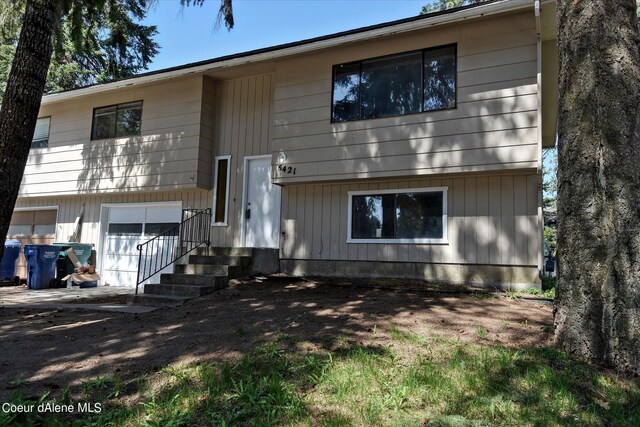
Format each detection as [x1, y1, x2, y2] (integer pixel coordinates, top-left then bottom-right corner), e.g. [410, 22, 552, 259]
[102, 204, 181, 287]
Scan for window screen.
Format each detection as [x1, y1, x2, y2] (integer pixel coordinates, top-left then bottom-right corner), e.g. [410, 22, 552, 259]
[31, 117, 50, 148]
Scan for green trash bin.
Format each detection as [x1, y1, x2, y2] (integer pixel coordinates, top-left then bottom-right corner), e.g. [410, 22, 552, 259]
[53, 242, 94, 277]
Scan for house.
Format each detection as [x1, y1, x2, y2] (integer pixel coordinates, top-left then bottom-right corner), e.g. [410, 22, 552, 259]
[7, 0, 558, 290]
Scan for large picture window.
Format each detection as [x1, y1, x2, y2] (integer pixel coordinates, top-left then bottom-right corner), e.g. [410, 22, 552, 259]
[347, 187, 448, 244]
[91, 101, 143, 140]
[332, 45, 456, 122]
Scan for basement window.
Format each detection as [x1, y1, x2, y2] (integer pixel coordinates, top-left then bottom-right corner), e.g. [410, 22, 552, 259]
[347, 187, 448, 244]
[213, 156, 231, 226]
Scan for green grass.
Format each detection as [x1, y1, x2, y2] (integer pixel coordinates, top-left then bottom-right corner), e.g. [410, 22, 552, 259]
[4, 333, 639, 426]
[510, 276, 556, 299]
[476, 326, 489, 339]
[521, 287, 556, 299]
[386, 325, 428, 346]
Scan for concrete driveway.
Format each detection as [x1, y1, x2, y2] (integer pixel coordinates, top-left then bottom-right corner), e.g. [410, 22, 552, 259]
[0, 285, 154, 313]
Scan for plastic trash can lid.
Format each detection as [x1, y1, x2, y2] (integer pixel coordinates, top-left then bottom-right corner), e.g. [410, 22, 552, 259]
[4, 239, 21, 248]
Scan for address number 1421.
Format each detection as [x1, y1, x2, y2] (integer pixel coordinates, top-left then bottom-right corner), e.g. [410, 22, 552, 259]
[277, 165, 296, 175]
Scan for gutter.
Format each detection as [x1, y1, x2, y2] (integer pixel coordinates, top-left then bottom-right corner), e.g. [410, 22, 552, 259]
[535, 0, 545, 274]
[42, 0, 533, 105]
[535, 0, 543, 173]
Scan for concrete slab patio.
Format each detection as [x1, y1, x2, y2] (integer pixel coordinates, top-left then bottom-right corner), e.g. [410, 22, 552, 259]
[0, 286, 156, 313]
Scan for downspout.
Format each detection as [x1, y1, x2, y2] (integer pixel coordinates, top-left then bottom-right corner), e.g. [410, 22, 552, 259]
[535, 0, 544, 278]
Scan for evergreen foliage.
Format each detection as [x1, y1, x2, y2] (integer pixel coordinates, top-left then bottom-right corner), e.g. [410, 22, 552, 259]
[0, 0, 159, 101]
[420, 0, 488, 14]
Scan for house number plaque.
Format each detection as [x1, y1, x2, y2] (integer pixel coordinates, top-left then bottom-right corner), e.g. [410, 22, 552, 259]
[277, 165, 296, 175]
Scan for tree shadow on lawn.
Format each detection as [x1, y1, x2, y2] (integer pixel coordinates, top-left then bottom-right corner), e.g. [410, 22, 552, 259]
[186, 344, 639, 426]
[0, 278, 551, 399]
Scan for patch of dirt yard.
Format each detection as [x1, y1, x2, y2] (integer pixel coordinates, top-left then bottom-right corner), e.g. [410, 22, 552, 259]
[0, 278, 553, 401]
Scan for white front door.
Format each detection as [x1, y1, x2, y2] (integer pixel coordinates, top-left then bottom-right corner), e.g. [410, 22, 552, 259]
[244, 157, 281, 248]
[102, 204, 181, 287]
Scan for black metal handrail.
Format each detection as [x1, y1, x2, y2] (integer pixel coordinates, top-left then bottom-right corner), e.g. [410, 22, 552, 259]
[135, 208, 211, 295]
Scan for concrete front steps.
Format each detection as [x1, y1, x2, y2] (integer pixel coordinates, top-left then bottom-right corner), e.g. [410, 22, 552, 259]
[132, 247, 254, 307]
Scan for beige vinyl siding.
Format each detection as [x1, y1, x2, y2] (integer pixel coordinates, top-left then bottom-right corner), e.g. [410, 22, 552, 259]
[207, 73, 275, 248]
[272, 11, 539, 184]
[280, 172, 540, 267]
[14, 190, 211, 271]
[21, 76, 212, 197]
[199, 77, 217, 189]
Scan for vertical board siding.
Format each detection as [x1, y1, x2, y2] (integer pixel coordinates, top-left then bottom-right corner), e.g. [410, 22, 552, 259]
[272, 11, 539, 185]
[488, 176, 502, 264]
[526, 175, 541, 266]
[513, 175, 529, 265]
[280, 173, 540, 267]
[451, 179, 465, 264]
[199, 77, 218, 189]
[464, 177, 478, 264]
[501, 177, 516, 265]
[207, 74, 275, 248]
[475, 177, 490, 265]
[15, 73, 275, 255]
[14, 189, 210, 261]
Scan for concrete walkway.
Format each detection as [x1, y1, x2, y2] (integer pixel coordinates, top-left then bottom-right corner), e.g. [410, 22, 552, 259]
[0, 286, 156, 313]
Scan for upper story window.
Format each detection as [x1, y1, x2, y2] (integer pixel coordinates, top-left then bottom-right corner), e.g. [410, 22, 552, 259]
[332, 45, 456, 122]
[31, 117, 50, 148]
[91, 101, 143, 140]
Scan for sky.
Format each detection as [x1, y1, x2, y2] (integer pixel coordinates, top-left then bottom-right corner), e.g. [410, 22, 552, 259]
[143, 0, 431, 72]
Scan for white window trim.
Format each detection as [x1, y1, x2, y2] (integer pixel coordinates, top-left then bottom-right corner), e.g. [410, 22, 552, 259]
[346, 186, 448, 244]
[212, 155, 232, 226]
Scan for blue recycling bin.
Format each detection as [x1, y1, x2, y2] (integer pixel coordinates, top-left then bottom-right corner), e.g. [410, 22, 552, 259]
[24, 245, 59, 290]
[1, 240, 21, 286]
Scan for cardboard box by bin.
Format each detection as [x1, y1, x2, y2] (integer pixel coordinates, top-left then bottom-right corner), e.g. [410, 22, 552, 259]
[61, 247, 100, 288]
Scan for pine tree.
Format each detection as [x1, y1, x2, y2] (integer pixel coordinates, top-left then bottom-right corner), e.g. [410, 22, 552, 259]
[0, 0, 234, 260]
[420, 0, 487, 14]
[0, 0, 159, 101]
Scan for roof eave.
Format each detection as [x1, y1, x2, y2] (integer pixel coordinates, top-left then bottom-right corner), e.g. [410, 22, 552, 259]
[41, 0, 534, 105]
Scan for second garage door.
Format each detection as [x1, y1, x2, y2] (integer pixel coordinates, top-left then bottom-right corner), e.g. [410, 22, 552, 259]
[102, 204, 181, 287]
[7, 209, 57, 279]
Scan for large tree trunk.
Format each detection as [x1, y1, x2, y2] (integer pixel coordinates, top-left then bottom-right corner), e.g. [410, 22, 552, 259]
[0, 0, 56, 260]
[555, 0, 640, 375]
